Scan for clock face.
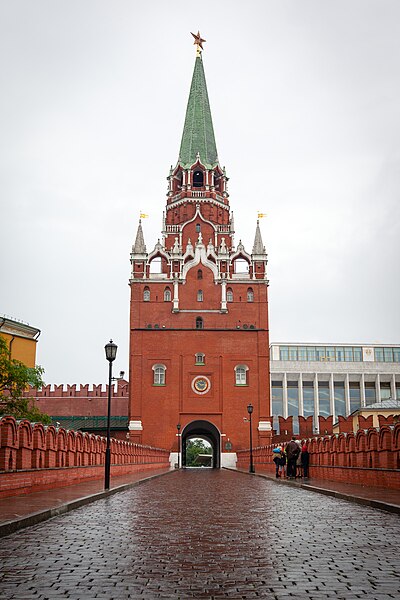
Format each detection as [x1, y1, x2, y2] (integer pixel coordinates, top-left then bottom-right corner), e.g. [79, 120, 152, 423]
[191, 375, 211, 395]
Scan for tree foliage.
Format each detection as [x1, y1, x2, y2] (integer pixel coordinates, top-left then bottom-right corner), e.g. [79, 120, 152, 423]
[0, 335, 51, 424]
[185, 438, 212, 467]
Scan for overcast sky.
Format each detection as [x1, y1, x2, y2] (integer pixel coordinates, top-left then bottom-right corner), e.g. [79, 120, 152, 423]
[1, 0, 399, 384]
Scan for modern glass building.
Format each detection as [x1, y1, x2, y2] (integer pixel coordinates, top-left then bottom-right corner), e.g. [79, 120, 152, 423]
[270, 343, 400, 433]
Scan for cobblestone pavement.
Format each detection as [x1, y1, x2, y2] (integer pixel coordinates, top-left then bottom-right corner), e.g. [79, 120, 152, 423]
[0, 469, 399, 599]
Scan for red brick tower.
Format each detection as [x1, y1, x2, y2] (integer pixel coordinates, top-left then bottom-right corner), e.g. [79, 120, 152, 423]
[128, 40, 271, 467]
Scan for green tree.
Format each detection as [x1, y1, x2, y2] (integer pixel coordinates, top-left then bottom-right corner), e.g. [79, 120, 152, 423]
[0, 335, 51, 424]
[185, 438, 212, 467]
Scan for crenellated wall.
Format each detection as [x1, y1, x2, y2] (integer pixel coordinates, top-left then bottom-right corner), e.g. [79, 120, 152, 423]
[22, 380, 129, 417]
[237, 422, 400, 490]
[0, 416, 170, 498]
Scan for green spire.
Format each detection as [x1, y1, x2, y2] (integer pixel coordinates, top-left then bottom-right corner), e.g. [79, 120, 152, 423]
[179, 55, 218, 169]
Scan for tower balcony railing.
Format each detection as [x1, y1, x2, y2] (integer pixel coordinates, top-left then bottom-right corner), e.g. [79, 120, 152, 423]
[165, 225, 181, 233]
[217, 224, 231, 232]
[190, 190, 206, 198]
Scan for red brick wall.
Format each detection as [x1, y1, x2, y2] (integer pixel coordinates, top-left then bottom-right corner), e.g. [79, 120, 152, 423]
[23, 380, 129, 417]
[237, 422, 400, 490]
[0, 416, 170, 498]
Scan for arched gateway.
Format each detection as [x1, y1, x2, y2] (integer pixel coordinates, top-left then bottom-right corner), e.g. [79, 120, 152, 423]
[128, 37, 272, 464]
[182, 420, 220, 469]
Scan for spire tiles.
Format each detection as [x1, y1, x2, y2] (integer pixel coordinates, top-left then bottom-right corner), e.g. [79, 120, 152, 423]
[179, 33, 218, 169]
[252, 220, 266, 255]
[132, 219, 147, 255]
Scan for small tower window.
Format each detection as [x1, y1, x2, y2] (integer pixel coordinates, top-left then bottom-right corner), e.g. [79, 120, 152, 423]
[196, 223, 201, 233]
[247, 288, 254, 302]
[227, 288, 233, 302]
[235, 364, 249, 385]
[197, 269, 203, 279]
[193, 170, 204, 187]
[143, 287, 150, 301]
[197, 290, 203, 302]
[195, 353, 205, 365]
[196, 317, 204, 330]
[164, 287, 171, 302]
[152, 364, 166, 385]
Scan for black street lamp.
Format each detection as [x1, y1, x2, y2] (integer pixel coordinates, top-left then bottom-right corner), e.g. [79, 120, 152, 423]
[104, 339, 117, 490]
[177, 423, 181, 468]
[247, 403, 255, 473]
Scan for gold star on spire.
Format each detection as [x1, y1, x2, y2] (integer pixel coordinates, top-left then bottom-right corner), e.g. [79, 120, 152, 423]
[191, 31, 206, 55]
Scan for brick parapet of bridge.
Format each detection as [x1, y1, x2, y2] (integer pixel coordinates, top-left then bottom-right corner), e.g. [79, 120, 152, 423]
[0, 416, 170, 497]
[236, 422, 400, 489]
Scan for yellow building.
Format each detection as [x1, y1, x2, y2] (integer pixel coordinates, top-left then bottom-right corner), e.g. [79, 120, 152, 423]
[0, 316, 40, 368]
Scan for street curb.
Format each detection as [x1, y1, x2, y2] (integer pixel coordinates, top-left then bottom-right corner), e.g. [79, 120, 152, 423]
[224, 467, 400, 515]
[0, 469, 175, 538]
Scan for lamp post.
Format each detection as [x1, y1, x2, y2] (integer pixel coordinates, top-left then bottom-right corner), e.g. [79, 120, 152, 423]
[177, 423, 181, 468]
[247, 403, 255, 473]
[104, 339, 117, 490]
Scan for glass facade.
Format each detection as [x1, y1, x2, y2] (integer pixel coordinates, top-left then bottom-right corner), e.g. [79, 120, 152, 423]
[279, 345, 364, 362]
[303, 381, 314, 417]
[334, 382, 345, 417]
[380, 382, 391, 400]
[318, 382, 330, 416]
[287, 381, 299, 416]
[349, 383, 361, 413]
[271, 381, 283, 416]
[375, 347, 400, 362]
[365, 382, 376, 406]
[272, 344, 399, 417]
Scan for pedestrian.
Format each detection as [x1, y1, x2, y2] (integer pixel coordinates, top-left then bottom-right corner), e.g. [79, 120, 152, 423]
[285, 437, 300, 479]
[273, 448, 281, 478]
[295, 440, 303, 478]
[278, 448, 286, 478]
[301, 443, 310, 479]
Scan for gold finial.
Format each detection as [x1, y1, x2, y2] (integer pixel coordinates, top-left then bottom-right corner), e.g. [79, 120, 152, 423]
[191, 31, 206, 56]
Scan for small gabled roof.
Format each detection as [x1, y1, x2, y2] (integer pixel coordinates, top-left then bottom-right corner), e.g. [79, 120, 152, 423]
[179, 55, 219, 169]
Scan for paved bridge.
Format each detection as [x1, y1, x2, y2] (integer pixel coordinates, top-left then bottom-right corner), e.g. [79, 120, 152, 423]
[0, 469, 399, 599]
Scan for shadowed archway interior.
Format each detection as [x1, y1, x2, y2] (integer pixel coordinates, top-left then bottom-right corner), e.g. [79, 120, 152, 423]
[182, 420, 220, 469]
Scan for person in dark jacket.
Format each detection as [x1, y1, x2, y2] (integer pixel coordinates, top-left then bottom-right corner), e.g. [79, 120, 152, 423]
[286, 437, 300, 479]
[278, 449, 286, 478]
[273, 450, 281, 478]
[301, 443, 310, 479]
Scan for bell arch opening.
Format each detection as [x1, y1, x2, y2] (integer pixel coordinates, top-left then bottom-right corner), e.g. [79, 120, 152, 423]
[181, 420, 221, 469]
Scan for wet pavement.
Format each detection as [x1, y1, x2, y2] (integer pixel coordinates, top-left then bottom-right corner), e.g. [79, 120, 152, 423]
[1, 469, 399, 599]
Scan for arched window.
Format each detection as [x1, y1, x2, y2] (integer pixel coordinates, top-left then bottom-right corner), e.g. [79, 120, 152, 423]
[196, 223, 201, 233]
[196, 317, 204, 330]
[164, 287, 171, 302]
[247, 288, 254, 302]
[195, 353, 205, 364]
[234, 364, 248, 385]
[197, 269, 203, 279]
[197, 290, 203, 302]
[227, 288, 233, 302]
[143, 287, 150, 302]
[152, 364, 166, 385]
[193, 170, 204, 187]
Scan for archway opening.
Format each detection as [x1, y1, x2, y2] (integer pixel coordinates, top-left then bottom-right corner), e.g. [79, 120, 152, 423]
[181, 420, 220, 468]
[185, 437, 212, 468]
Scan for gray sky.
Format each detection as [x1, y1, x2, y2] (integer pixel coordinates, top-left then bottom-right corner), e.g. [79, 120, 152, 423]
[1, 0, 399, 384]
